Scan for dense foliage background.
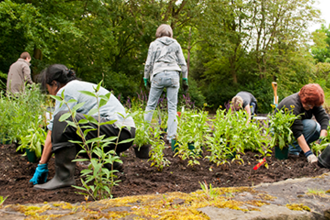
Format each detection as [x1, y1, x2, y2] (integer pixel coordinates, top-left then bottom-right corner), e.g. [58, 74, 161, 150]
[1, 0, 330, 113]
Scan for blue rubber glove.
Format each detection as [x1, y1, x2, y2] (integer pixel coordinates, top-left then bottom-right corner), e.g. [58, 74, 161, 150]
[182, 78, 189, 91]
[143, 78, 148, 88]
[30, 163, 49, 185]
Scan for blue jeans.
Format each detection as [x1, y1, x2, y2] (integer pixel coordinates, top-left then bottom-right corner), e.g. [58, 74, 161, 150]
[289, 119, 321, 155]
[250, 102, 256, 116]
[144, 71, 180, 141]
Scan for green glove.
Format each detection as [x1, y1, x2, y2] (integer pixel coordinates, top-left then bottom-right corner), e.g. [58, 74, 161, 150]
[182, 78, 189, 91]
[143, 78, 148, 88]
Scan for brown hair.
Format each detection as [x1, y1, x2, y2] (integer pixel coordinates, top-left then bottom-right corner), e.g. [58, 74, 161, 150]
[299, 83, 324, 106]
[155, 24, 173, 38]
[20, 52, 31, 60]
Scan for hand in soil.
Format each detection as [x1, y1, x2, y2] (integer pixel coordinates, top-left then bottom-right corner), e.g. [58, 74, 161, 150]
[29, 163, 49, 185]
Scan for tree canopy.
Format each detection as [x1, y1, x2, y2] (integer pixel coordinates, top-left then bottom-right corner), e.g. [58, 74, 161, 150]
[0, 0, 326, 112]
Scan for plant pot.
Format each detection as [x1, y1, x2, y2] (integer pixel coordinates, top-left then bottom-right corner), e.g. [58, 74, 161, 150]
[275, 146, 288, 160]
[134, 144, 151, 159]
[171, 139, 179, 152]
[226, 151, 236, 160]
[318, 144, 330, 168]
[188, 142, 203, 156]
[0, 134, 11, 145]
[25, 148, 38, 163]
[188, 142, 195, 151]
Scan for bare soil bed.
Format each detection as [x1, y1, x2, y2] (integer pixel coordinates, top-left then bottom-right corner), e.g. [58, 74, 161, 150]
[0, 142, 328, 205]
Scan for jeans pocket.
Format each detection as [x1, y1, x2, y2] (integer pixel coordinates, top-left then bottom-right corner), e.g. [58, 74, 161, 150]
[152, 74, 162, 86]
[171, 77, 179, 87]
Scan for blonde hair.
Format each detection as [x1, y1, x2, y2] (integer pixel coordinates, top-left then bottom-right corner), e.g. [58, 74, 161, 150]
[232, 96, 243, 109]
[156, 24, 173, 38]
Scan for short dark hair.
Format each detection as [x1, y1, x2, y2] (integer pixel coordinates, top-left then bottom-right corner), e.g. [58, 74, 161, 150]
[20, 52, 31, 60]
[40, 64, 76, 92]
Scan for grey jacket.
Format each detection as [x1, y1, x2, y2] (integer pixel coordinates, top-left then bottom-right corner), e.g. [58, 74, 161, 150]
[144, 37, 188, 80]
[6, 58, 33, 94]
[236, 91, 257, 108]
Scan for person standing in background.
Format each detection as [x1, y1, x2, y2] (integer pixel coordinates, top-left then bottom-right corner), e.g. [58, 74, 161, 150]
[6, 52, 33, 94]
[143, 24, 188, 144]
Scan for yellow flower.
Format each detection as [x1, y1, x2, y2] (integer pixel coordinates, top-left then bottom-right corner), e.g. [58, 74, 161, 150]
[290, 105, 295, 108]
[219, 105, 222, 109]
[271, 104, 275, 108]
[204, 103, 208, 107]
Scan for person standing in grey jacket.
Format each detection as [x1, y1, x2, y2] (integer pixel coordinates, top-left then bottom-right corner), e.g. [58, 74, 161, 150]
[6, 52, 33, 94]
[143, 24, 188, 143]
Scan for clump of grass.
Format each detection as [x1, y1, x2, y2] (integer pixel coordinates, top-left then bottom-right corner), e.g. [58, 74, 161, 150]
[307, 188, 329, 198]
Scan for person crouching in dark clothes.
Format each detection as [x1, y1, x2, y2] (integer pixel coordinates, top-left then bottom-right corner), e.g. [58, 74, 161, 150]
[275, 83, 329, 163]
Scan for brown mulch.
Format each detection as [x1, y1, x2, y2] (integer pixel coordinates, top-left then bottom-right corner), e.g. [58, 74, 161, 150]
[0, 142, 328, 205]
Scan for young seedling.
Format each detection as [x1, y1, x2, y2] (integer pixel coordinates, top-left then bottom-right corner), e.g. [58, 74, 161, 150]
[199, 180, 218, 200]
[0, 195, 8, 207]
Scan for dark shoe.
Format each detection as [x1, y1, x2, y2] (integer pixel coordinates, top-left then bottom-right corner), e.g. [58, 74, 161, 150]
[104, 162, 124, 172]
[34, 147, 76, 190]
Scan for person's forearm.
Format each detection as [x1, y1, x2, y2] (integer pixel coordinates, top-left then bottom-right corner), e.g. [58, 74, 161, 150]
[297, 135, 311, 153]
[320, 129, 327, 138]
[39, 130, 53, 164]
[245, 105, 251, 125]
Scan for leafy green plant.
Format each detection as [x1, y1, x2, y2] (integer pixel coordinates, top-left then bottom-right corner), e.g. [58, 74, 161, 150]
[148, 126, 170, 171]
[131, 109, 151, 149]
[311, 125, 330, 156]
[269, 107, 300, 150]
[0, 84, 47, 145]
[16, 122, 47, 158]
[52, 81, 134, 200]
[205, 108, 249, 165]
[175, 109, 211, 166]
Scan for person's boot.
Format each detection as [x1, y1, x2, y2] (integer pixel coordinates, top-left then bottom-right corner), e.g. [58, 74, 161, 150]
[34, 147, 76, 190]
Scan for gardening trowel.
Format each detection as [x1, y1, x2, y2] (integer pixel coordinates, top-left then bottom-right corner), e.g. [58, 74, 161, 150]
[271, 82, 278, 108]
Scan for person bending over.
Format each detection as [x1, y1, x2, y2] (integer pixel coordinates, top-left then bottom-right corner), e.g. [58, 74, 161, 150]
[231, 91, 258, 124]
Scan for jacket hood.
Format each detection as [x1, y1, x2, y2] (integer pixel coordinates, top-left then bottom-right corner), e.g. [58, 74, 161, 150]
[156, 37, 175, 45]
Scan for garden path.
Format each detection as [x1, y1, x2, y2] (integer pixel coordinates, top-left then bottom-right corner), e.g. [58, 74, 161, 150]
[1, 171, 330, 219]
